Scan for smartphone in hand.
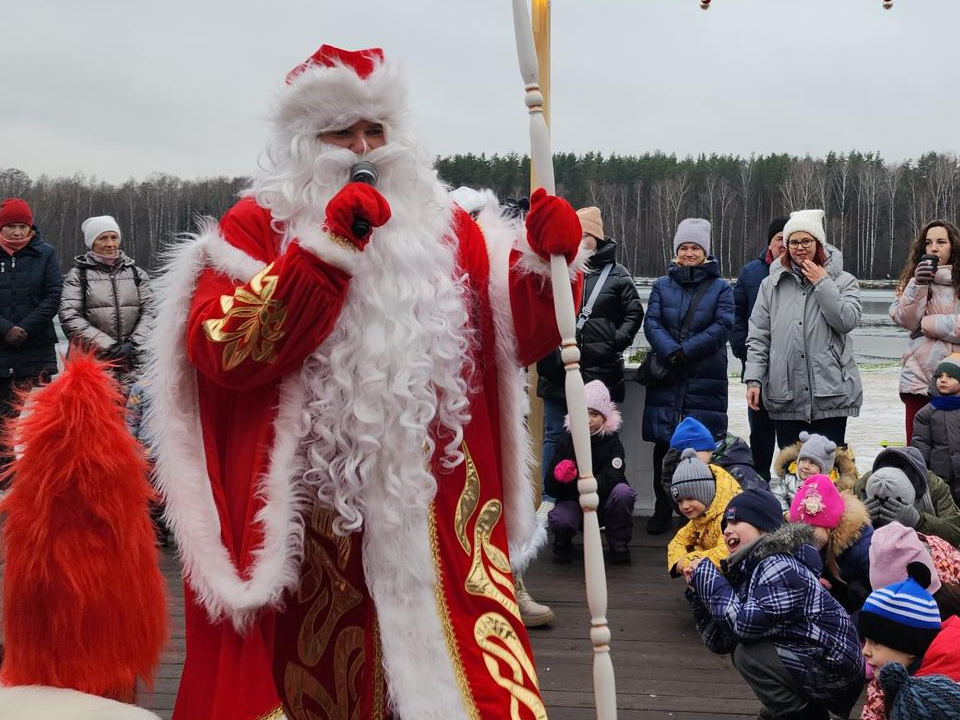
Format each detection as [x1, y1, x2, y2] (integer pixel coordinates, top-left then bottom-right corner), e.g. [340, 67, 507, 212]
[917, 253, 940, 284]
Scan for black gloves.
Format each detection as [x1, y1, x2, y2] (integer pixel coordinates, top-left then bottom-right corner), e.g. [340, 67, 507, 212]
[667, 349, 687, 368]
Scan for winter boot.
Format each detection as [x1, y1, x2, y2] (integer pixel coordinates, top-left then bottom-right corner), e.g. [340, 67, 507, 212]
[516, 576, 554, 628]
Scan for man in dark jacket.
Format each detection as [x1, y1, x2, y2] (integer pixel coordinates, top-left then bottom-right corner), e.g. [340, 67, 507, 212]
[730, 217, 787, 480]
[536, 206, 643, 486]
[0, 198, 64, 423]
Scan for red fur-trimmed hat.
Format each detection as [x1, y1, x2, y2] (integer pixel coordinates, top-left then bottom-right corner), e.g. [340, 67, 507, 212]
[0, 198, 33, 228]
[272, 44, 406, 141]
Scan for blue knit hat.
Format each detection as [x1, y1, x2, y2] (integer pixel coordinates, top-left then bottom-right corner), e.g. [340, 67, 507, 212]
[858, 564, 942, 657]
[879, 662, 960, 720]
[670, 417, 715, 452]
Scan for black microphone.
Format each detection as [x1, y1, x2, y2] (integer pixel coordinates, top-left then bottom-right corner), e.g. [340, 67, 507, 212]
[349, 161, 379, 239]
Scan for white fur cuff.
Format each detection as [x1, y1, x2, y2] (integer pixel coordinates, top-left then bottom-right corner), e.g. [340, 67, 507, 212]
[295, 224, 363, 275]
[515, 238, 592, 281]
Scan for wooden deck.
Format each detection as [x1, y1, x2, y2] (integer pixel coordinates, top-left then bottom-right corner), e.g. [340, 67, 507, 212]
[139, 517, 774, 719]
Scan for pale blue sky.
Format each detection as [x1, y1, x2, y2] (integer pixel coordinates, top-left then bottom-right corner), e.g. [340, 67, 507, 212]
[2, 0, 957, 182]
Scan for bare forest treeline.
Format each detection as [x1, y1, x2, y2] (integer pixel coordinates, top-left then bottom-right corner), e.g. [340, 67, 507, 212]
[3, 150, 959, 279]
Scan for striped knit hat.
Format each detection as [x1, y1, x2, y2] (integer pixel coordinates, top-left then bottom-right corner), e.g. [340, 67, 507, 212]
[858, 563, 942, 657]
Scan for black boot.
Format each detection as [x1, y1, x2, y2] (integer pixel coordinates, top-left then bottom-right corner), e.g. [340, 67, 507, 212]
[646, 471, 674, 535]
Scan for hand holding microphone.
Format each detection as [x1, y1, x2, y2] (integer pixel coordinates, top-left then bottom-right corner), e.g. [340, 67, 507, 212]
[323, 162, 391, 251]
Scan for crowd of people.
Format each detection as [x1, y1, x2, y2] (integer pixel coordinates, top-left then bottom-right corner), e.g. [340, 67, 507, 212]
[1, 42, 960, 720]
[538, 205, 960, 718]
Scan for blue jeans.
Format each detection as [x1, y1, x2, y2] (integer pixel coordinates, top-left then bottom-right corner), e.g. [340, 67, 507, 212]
[541, 397, 568, 490]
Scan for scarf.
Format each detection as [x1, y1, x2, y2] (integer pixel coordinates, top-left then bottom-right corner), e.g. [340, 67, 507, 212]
[93, 253, 120, 266]
[931, 395, 960, 411]
[0, 236, 31, 257]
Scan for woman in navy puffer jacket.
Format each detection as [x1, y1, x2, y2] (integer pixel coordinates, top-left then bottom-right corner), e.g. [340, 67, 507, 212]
[643, 218, 734, 533]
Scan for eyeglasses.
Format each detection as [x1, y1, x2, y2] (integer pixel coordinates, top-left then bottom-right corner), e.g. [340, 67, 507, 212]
[787, 238, 816, 249]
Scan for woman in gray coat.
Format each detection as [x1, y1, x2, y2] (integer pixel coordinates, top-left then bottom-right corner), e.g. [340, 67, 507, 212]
[744, 209, 862, 448]
[59, 215, 152, 376]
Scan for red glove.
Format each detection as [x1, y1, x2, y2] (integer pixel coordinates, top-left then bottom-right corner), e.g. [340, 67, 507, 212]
[554, 459, 578, 483]
[323, 182, 392, 251]
[524, 187, 582, 263]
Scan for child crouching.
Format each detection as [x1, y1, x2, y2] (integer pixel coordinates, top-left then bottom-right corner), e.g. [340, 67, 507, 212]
[688, 489, 865, 720]
[859, 564, 960, 719]
[546, 380, 637, 565]
[666, 448, 741, 579]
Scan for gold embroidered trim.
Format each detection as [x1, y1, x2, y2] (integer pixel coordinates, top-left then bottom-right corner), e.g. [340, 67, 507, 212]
[474, 612, 547, 720]
[326, 232, 360, 252]
[455, 446, 481, 555]
[429, 502, 482, 720]
[372, 617, 386, 720]
[202, 262, 287, 371]
[254, 706, 286, 720]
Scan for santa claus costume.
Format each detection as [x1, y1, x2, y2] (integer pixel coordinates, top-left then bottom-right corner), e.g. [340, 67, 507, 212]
[147, 45, 585, 720]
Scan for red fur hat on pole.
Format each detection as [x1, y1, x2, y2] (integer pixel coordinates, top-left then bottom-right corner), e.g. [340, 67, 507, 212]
[0, 349, 167, 702]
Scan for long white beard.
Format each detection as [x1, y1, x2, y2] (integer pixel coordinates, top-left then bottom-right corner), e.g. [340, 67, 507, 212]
[258, 140, 474, 535]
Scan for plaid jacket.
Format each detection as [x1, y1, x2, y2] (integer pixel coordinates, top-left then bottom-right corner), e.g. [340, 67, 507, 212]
[688, 523, 864, 709]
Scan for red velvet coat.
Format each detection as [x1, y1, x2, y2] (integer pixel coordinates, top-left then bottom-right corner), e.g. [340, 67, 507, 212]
[149, 196, 583, 720]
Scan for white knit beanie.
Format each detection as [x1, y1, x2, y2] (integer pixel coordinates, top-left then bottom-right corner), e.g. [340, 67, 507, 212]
[81, 215, 121, 249]
[782, 209, 826, 246]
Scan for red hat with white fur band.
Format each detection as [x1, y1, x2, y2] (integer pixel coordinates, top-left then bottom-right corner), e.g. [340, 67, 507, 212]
[272, 44, 406, 142]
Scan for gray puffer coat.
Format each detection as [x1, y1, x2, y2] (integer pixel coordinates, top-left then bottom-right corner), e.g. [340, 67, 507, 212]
[912, 401, 960, 502]
[744, 243, 862, 422]
[59, 252, 152, 362]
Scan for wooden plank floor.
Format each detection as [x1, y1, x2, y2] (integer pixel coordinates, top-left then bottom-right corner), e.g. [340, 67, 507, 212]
[138, 518, 844, 719]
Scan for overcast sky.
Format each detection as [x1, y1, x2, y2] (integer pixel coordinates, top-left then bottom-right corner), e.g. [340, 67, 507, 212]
[3, 0, 958, 183]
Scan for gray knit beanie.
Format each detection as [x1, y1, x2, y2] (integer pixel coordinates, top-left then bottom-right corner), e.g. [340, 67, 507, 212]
[673, 218, 711, 257]
[671, 448, 716, 507]
[866, 467, 917, 507]
[797, 431, 837, 475]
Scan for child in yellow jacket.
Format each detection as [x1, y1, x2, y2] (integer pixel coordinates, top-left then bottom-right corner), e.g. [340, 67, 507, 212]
[667, 448, 742, 579]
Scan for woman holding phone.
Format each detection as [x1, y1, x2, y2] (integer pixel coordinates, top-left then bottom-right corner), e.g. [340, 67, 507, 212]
[891, 220, 960, 442]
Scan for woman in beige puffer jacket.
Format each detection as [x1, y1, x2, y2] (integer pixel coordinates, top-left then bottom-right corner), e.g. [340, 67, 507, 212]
[890, 219, 960, 442]
[58, 216, 152, 372]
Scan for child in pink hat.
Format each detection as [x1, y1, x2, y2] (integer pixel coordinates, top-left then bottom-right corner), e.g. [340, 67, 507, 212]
[790, 474, 875, 613]
[546, 380, 636, 565]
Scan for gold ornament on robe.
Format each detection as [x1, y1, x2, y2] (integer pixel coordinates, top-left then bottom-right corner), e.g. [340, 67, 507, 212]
[202, 263, 287, 371]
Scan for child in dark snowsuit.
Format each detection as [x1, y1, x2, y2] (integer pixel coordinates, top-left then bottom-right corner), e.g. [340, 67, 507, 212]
[546, 380, 636, 564]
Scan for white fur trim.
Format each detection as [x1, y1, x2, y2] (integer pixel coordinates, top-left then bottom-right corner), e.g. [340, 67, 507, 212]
[273, 58, 407, 140]
[0, 685, 161, 720]
[294, 223, 363, 275]
[201, 217, 268, 280]
[361, 495, 471, 720]
[476, 199, 546, 574]
[515, 231, 592, 281]
[144, 224, 310, 630]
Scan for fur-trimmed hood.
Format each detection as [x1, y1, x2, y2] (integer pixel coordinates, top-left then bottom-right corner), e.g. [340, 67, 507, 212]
[774, 441, 859, 492]
[826, 493, 872, 559]
[728, 522, 823, 576]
